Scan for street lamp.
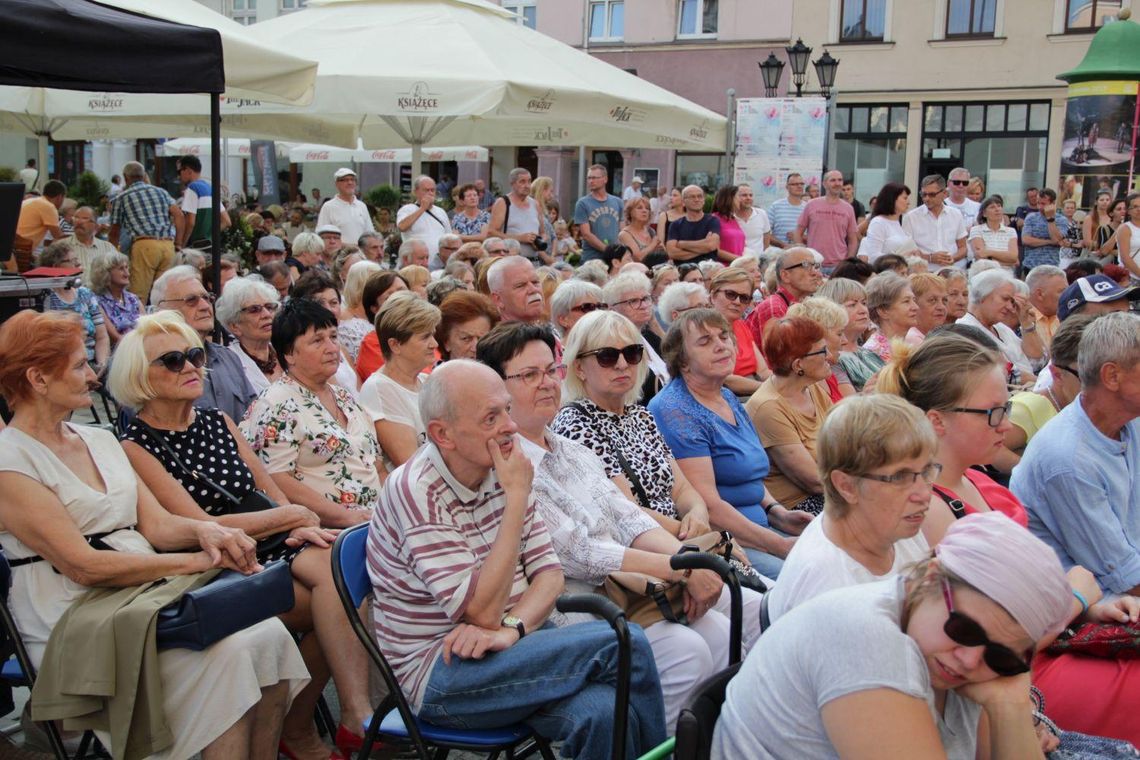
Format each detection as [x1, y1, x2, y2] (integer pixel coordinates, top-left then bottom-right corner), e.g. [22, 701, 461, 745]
[785, 38, 812, 98]
[757, 53, 785, 98]
[813, 50, 840, 99]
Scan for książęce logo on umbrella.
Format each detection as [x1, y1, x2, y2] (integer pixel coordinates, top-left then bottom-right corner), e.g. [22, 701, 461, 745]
[397, 82, 439, 112]
[87, 93, 125, 112]
[526, 90, 556, 113]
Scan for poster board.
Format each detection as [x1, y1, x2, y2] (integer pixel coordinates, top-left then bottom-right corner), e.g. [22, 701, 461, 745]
[1059, 80, 1139, 207]
[733, 97, 828, 209]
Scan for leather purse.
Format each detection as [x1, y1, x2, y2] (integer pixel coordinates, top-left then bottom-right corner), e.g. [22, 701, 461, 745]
[156, 561, 295, 651]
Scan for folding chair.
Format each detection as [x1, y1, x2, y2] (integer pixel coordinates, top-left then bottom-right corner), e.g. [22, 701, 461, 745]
[330, 523, 557, 760]
[670, 663, 742, 760]
[0, 552, 107, 760]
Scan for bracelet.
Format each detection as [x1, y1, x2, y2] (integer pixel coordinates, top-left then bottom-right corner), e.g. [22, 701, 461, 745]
[1021, 324, 1037, 333]
[1045, 217, 1056, 223]
[1073, 589, 1090, 614]
[763, 502, 780, 514]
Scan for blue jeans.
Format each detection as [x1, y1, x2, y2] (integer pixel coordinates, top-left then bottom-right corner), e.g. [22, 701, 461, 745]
[737, 504, 786, 580]
[419, 621, 667, 759]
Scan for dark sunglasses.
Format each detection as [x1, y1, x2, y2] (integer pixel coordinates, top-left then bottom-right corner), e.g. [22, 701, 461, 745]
[579, 344, 644, 368]
[949, 179, 969, 186]
[570, 301, 609, 314]
[941, 576, 1031, 676]
[715, 289, 751, 304]
[150, 347, 207, 373]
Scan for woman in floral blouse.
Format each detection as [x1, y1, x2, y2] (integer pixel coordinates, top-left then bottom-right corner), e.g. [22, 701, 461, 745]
[88, 250, 141, 345]
[242, 299, 382, 526]
[450, 183, 491, 243]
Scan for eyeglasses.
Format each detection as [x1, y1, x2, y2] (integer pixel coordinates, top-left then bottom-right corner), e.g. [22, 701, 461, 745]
[783, 261, 822, 272]
[949, 179, 969, 186]
[578, 344, 645, 368]
[801, 347, 829, 360]
[504, 364, 565, 386]
[940, 576, 1032, 676]
[947, 400, 1012, 428]
[570, 301, 608, 314]
[150, 346, 207, 373]
[857, 462, 943, 486]
[920, 190, 944, 199]
[715, 290, 751, 304]
[1057, 364, 1080, 379]
[160, 292, 215, 308]
[611, 295, 652, 309]
[240, 302, 281, 315]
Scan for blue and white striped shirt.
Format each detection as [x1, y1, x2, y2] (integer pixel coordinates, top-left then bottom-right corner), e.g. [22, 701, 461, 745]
[110, 181, 176, 239]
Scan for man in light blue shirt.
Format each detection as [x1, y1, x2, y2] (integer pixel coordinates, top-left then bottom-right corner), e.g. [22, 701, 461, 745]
[767, 173, 806, 247]
[1010, 312, 1140, 594]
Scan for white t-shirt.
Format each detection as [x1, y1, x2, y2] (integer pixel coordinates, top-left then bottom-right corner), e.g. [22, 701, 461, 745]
[1123, 221, 1140, 284]
[957, 312, 1040, 379]
[712, 578, 981, 760]
[735, 207, 771, 252]
[358, 370, 428, 472]
[861, 215, 911, 263]
[317, 196, 375, 247]
[944, 196, 980, 228]
[396, 203, 453, 268]
[967, 223, 1017, 270]
[902, 205, 969, 271]
[766, 515, 930, 623]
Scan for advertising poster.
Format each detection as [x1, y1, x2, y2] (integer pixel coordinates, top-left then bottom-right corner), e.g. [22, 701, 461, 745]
[250, 139, 280, 203]
[734, 97, 828, 209]
[1059, 81, 1139, 207]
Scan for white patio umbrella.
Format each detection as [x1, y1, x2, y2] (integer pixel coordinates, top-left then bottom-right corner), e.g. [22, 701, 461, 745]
[158, 137, 295, 160]
[239, 0, 727, 175]
[289, 143, 489, 163]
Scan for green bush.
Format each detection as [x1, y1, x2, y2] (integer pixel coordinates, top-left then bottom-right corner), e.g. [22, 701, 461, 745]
[365, 183, 402, 211]
[68, 171, 110, 209]
[0, 166, 16, 183]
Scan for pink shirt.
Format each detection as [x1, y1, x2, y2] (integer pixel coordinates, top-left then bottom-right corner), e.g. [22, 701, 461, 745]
[797, 198, 857, 266]
[715, 214, 745, 256]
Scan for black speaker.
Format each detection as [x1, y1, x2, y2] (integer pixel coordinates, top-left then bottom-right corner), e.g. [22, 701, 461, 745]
[0, 182, 24, 263]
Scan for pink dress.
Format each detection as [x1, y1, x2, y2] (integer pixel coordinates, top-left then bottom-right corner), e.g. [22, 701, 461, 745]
[715, 214, 746, 256]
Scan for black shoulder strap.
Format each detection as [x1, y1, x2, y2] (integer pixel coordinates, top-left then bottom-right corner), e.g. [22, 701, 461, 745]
[565, 401, 653, 511]
[932, 485, 968, 520]
[135, 418, 242, 507]
[499, 195, 511, 230]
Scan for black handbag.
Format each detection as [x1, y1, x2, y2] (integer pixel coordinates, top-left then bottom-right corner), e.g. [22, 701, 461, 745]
[136, 420, 291, 559]
[155, 561, 295, 651]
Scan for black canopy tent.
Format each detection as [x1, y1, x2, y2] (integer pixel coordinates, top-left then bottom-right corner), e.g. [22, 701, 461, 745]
[0, 0, 227, 293]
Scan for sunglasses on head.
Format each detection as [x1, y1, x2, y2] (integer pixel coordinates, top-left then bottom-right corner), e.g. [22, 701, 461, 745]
[579, 344, 644, 368]
[940, 576, 1031, 676]
[150, 347, 207, 373]
[570, 301, 609, 314]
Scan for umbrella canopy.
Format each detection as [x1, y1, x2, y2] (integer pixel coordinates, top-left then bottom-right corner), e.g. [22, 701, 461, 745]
[237, 0, 726, 172]
[289, 143, 489, 163]
[158, 137, 295, 160]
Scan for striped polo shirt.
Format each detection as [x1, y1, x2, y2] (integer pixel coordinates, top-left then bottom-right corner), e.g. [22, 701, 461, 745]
[366, 443, 562, 710]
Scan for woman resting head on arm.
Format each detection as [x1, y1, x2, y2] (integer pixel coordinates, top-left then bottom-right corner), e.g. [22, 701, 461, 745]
[714, 511, 1073, 760]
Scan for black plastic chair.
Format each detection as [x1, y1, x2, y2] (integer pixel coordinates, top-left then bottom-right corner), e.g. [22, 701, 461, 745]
[0, 551, 107, 759]
[330, 523, 557, 760]
[671, 663, 742, 760]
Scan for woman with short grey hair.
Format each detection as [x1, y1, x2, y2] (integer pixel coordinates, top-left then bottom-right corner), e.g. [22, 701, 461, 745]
[549, 279, 605, 339]
[89, 250, 141, 345]
[289, 231, 324, 279]
[216, 276, 284, 392]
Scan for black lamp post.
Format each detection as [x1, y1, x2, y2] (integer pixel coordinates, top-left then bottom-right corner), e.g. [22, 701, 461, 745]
[785, 38, 812, 98]
[813, 50, 840, 99]
[757, 53, 785, 98]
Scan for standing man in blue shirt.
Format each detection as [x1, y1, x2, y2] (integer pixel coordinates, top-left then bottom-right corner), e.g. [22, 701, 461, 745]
[1011, 311, 1140, 595]
[1021, 187, 1069, 270]
[574, 164, 624, 263]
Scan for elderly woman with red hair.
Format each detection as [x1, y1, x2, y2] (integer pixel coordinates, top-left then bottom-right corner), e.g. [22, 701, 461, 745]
[745, 317, 835, 516]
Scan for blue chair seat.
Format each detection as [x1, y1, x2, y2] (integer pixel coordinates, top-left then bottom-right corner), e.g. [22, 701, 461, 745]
[369, 709, 534, 746]
[1, 658, 24, 684]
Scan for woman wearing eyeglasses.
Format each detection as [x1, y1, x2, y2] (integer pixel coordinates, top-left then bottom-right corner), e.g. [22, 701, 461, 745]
[745, 318, 835, 517]
[709, 268, 770, 397]
[715, 510, 1074, 759]
[215, 276, 283, 393]
[110, 311, 376, 759]
[549, 280, 605, 340]
[603, 272, 672, 404]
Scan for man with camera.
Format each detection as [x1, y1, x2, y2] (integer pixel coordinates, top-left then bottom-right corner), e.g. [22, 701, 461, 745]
[487, 168, 552, 264]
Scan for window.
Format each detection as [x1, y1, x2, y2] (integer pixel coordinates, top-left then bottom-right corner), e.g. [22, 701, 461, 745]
[946, 0, 996, 36]
[1065, 0, 1122, 32]
[503, 0, 537, 29]
[840, 0, 886, 41]
[589, 0, 624, 41]
[279, 0, 307, 11]
[678, 0, 718, 37]
[833, 104, 909, 205]
[230, 0, 255, 24]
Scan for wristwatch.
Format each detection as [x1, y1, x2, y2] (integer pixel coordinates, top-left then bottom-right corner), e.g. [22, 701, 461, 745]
[501, 614, 525, 639]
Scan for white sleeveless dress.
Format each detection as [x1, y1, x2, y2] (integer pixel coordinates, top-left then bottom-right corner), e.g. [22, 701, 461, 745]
[0, 424, 309, 759]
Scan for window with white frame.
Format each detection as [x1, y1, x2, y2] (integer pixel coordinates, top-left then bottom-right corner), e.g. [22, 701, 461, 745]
[280, 0, 307, 12]
[230, 0, 256, 24]
[840, 0, 886, 41]
[1065, 0, 1122, 32]
[946, 0, 996, 36]
[503, 0, 537, 29]
[589, 0, 624, 41]
[678, 0, 718, 37]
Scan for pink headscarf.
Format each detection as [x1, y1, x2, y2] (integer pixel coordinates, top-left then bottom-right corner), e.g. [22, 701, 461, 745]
[936, 511, 1071, 642]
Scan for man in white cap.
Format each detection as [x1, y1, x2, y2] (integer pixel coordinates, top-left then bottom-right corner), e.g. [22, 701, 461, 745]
[397, 175, 453, 271]
[315, 223, 343, 262]
[622, 175, 644, 203]
[317, 167, 374, 247]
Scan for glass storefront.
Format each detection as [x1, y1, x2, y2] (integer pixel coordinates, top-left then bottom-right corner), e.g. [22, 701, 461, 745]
[833, 103, 908, 206]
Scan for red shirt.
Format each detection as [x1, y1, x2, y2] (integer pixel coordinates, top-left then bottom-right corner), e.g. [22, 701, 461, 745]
[732, 319, 758, 376]
[746, 286, 796, 349]
[355, 332, 385, 383]
[933, 468, 1028, 528]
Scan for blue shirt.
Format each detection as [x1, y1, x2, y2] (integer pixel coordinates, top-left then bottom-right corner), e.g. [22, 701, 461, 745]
[1010, 396, 1140, 594]
[767, 198, 804, 245]
[573, 193, 624, 262]
[665, 213, 722, 265]
[110, 180, 177, 239]
[1021, 211, 1070, 269]
[648, 377, 770, 527]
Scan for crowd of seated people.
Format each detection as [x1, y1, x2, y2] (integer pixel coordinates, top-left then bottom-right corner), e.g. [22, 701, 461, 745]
[3, 164, 1140, 759]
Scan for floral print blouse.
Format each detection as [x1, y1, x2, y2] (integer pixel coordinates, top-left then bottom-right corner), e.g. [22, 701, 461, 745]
[241, 375, 382, 510]
[96, 290, 142, 336]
